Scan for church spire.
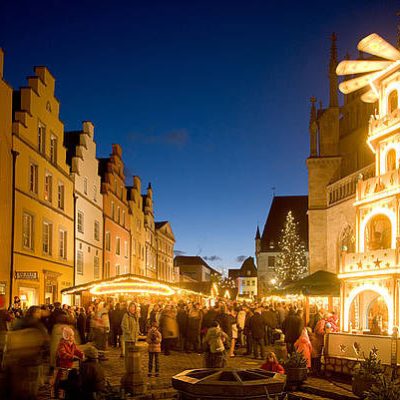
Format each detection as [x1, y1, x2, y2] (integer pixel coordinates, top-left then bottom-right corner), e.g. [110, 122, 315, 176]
[255, 226, 261, 240]
[329, 32, 339, 108]
[309, 96, 318, 156]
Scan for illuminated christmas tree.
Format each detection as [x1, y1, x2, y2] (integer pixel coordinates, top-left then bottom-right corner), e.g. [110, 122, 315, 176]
[275, 210, 308, 286]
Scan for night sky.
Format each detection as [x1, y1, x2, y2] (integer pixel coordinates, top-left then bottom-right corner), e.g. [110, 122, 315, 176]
[0, 1, 397, 271]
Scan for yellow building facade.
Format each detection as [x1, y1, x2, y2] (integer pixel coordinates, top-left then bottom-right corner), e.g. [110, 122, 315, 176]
[12, 66, 74, 307]
[0, 50, 13, 307]
[155, 221, 176, 282]
[127, 176, 146, 276]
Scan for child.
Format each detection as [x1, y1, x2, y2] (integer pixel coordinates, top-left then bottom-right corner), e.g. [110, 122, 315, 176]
[146, 321, 162, 377]
[54, 327, 83, 398]
[294, 327, 312, 368]
[203, 321, 228, 368]
[260, 351, 285, 374]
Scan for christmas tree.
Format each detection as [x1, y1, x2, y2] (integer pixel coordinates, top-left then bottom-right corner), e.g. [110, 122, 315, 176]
[274, 210, 308, 286]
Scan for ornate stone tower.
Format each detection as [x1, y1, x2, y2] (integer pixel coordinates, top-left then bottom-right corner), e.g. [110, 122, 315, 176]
[307, 34, 342, 273]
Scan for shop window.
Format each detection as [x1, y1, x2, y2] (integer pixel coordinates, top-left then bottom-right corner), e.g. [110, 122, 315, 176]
[388, 90, 398, 114]
[365, 215, 392, 251]
[386, 149, 396, 172]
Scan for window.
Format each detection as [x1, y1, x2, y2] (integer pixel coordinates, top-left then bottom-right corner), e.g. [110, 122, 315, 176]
[116, 237, 121, 255]
[105, 232, 111, 251]
[388, 90, 398, 114]
[122, 210, 126, 226]
[38, 122, 46, 154]
[268, 256, 275, 268]
[77, 211, 84, 233]
[111, 201, 115, 219]
[29, 163, 38, 194]
[114, 179, 117, 193]
[386, 149, 396, 172]
[105, 261, 111, 278]
[94, 256, 100, 279]
[58, 182, 65, 210]
[124, 241, 128, 258]
[116, 264, 121, 275]
[42, 221, 52, 255]
[117, 206, 120, 223]
[77, 250, 83, 275]
[83, 178, 88, 195]
[50, 134, 58, 164]
[94, 220, 100, 241]
[59, 229, 67, 259]
[23, 213, 34, 250]
[365, 214, 392, 251]
[44, 173, 52, 202]
[93, 185, 97, 202]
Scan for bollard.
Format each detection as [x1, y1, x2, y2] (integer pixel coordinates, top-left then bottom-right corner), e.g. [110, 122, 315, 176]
[121, 340, 148, 395]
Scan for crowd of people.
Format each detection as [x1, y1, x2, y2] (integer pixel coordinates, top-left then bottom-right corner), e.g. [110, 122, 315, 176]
[0, 295, 339, 399]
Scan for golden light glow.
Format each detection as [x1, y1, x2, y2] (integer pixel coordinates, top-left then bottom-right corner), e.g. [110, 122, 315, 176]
[338, 268, 400, 279]
[343, 283, 393, 333]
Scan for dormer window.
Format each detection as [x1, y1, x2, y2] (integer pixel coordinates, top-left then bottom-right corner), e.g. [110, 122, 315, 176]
[386, 149, 396, 172]
[388, 90, 398, 115]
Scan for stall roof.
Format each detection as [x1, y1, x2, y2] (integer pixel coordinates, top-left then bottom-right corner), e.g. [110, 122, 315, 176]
[273, 270, 340, 296]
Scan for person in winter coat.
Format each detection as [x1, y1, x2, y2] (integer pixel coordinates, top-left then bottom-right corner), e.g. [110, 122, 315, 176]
[80, 346, 106, 400]
[282, 309, 304, 354]
[294, 327, 312, 368]
[262, 306, 278, 345]
[160, 305, 179, 355]
[146, 321, 162, 376]
[54, 327, 83, 399]
[260, 352, 285, 374]
[216, 306, 233, 339]
[121, 302, 140, 357]
[176, 304, 188, 351]
[185, 304, 202, 353]
[249, 309, 266, 359]
[203, 321, 228, 368]
[77, 308, 87, 344]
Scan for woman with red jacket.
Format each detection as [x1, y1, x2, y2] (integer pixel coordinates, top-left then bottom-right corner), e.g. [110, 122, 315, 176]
[260, 351, 285, 374]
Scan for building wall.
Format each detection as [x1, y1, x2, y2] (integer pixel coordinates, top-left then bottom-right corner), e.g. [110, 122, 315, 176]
[128, 176, 146, 276]
[143, 186, 157, 279]
[101, 145, 130, 278]
[238, 277, 257, 296]
[69, 122, 103, 285]
[12, 67, 74, 306]
[155, 223, 175, 282]
[0, 50, 13, 306]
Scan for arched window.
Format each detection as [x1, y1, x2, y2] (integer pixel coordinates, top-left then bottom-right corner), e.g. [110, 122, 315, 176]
[386, 149, 396, 172]
[388, 90, 398, 114]
[364, 215, 391, 251]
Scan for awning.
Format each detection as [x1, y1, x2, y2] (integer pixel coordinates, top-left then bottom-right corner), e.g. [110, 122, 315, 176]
[272, 270, 340, 296]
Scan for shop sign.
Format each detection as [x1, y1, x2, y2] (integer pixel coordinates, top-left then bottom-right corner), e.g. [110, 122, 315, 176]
[15, 271, 38, 280]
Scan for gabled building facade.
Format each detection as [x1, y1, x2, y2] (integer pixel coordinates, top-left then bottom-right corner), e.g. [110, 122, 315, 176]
[12, 66, 74, 306]
[229, 256, 258, 298]
[175, 256, 221, 282]
[0, 50, 13, 307]
[127, 176, 146, 276]
[143, 184, 157, 279]
[99, 145, 130, 278]
[64, 122, 103, 286]
[256, 195, 308, 295]
[155, 221, 176, 282]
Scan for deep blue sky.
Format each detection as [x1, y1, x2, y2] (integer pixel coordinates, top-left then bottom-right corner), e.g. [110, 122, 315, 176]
[1, 1, 397, 271]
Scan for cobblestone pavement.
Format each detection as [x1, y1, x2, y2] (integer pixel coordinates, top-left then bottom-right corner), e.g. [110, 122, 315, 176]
[37, 346, 351, 399]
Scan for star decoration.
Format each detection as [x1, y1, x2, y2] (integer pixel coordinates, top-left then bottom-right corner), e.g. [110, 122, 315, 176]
[357, 261, 363, 270]
[374, 258, 382, 268]
[339, 344, 348, 353]
[371, 346, 378, 356]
